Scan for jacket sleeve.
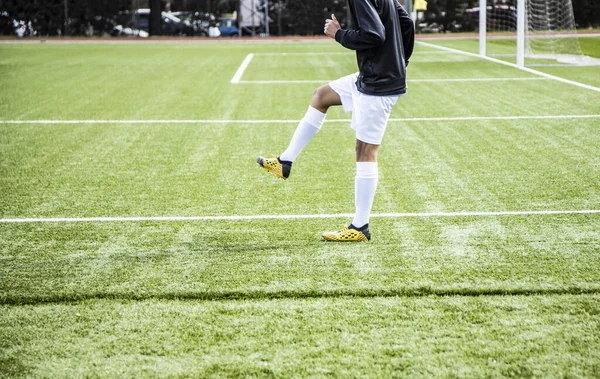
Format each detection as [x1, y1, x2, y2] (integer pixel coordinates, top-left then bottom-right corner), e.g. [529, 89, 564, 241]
[395, 0, 415, 66]
[335, 0, 385, 50]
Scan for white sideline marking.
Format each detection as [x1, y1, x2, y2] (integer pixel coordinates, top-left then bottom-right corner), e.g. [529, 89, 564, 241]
[254, 51, 451, 56]
[387, 114, 600, 122]
[410, 77, 546, 82]
[417, 41, 600, 93]
[1, 210, 599, 223]
[1, 114, 599, 124]
[256, 52, 353, 56]
[239, 80, 329, 84]
[230, 53, 254, 84]
[237, 77, 547, 84]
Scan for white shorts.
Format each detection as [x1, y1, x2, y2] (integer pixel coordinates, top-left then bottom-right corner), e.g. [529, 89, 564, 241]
[329, 72, 401, 145]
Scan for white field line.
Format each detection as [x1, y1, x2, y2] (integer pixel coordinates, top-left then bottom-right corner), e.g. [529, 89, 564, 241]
[254, 51, 452, 56]
[230, 53, 254, 84]
[417, 41, 600, 93]
[409, 77, 546, 82]
[253, 51, 454, 57]
[527, 64, 577, 68]
[237, 77, 548, 84]
[238, 80, 329, 84]
[233, 49, 549, 85]
[256, 52, 353, 56]
[1, 114, 599, 125]
[1, 210, 599, 224]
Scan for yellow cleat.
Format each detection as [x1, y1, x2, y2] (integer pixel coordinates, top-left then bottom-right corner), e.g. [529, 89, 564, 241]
[257, 156, 292, 180]
[321, 225, 371, 242]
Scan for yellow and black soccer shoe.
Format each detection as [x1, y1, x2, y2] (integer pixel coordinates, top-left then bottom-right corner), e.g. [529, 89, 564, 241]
[257, 156, 292, 180]
[321, 224, 371, 242]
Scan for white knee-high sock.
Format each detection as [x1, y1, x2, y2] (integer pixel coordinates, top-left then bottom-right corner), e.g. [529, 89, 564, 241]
[279, 106, 326, 162]
[352, 162, 378, 228]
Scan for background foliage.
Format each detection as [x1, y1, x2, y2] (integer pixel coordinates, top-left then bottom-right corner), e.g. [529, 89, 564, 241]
[0, 0, 598, 36]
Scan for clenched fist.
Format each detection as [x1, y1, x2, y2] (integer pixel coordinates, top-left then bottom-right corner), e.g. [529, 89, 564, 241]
[324, 14, 341, 38]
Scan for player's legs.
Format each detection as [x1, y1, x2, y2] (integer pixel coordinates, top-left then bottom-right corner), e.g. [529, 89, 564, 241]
[309, 84, 342, 113]
[321, 139, 379, 242]
[356, 139, 380, 162]
[279, 85, 340, 162]
[322, 91, 399, 242]
[352, 140, 380, 230]
[350, 94, 398, 235]
[258, 74, 355, 179]
[350, 92, 398, 230]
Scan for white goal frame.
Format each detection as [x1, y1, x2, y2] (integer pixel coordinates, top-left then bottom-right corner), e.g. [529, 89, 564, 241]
[479, 0, 526, 66]
[478, 0, 599, 67]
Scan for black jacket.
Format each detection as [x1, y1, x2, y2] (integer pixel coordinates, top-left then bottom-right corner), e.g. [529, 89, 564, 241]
[335, 0, 415, 96]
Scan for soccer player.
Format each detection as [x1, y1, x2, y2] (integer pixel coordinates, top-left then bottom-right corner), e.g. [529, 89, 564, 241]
[257, 0, 414, 242]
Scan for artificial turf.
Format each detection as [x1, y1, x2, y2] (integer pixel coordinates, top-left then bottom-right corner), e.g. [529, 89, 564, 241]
[1, 37, 599, 377]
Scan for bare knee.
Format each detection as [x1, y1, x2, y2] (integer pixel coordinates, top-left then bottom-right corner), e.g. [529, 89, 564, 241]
[311, 87, 329, 113]
[310, 85, 341, 113]
[356, 140, 380, 162]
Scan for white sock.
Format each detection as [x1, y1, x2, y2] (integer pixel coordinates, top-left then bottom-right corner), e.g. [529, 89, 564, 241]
[279, 106, 326, 162]
[352, 162, 378, 229]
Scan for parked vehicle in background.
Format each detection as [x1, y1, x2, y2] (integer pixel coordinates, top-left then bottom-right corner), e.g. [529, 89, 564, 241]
[172, 11, 206, 36]
[116, 9, 195, 36]
[218, 17, 239, 37]
[465, 5, 517, 31]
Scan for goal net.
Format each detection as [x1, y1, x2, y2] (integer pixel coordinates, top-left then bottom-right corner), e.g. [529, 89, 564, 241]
[478, 0, 599, 66]
[526, 0, 589, 65]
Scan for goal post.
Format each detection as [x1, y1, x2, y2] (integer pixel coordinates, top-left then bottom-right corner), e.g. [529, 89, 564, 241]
[478, 0, 599, 67]
[516, 0, 525, 67]
[479, 0, 486, 57]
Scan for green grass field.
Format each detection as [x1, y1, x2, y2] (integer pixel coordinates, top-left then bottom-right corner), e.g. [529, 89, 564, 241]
[1, 36, 600, 377]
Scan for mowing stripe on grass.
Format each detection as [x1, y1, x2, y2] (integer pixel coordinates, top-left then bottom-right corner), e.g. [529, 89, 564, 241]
[417, 41, 600, 93]
[1, 114, 598, 124]
[1, 210, 599, 223]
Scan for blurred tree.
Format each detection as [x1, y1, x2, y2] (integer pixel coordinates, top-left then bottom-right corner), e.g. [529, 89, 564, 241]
[0, 0, 134, 36]
[165, 0, 236, 14]
[572, 0, 600, 28]
[0, 0, 598, 36]
[266, 0, 348, 36]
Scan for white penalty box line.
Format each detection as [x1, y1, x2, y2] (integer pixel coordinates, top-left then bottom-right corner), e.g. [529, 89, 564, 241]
[2, 210, 600, 224]
[231, 47, 600, 92]
[229, 52, 546, 84]
[237, 78, 549, 84]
